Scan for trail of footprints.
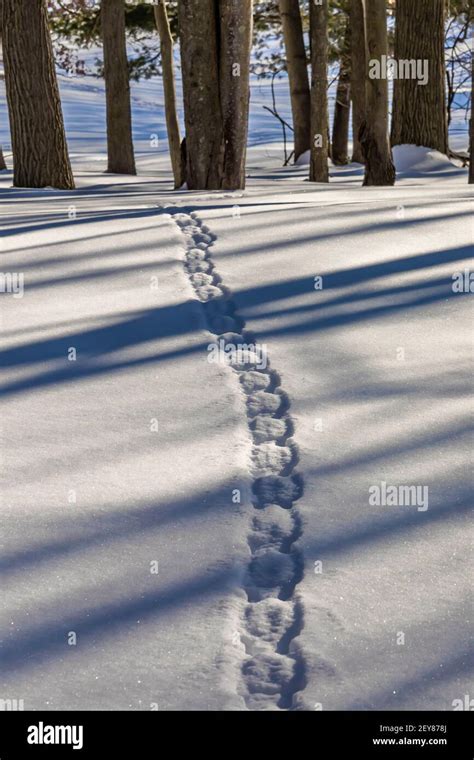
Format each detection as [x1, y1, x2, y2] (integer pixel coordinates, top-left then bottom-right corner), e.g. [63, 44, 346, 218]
[173, 210, 305, 711]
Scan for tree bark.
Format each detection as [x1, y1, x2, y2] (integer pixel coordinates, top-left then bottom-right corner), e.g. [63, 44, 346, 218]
[179, 0, 252, 190]
[278, 0, 311, 162]
[2, 0, 74, 189]
[391, 0, 448, 154]
[469, 45, 473, 184]
[0, 6, 6, 171]
[309, 0, 329, 182]
[332, 21, 351, 165]
[350, 0, 367, 163]
[102, 0, 136, 175]
[360, 0, 395, 185]
[154, 0, 184, 188]
[179, 0, 223, 189]
[219, 0, 253, 190]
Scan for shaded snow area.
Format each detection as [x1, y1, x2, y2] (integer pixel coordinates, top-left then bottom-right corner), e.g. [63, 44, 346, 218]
[0, 72, 473, 711]
[0, 196, 252, 710]
[393, 145, 467, 176]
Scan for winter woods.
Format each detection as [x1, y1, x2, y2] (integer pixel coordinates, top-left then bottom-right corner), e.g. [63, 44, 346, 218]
[0, 0, 472, 188]
[0, 0, 472, 728]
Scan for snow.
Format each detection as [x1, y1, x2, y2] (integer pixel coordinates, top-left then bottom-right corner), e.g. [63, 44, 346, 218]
[195, 171, 473, 710]
[393, 144, 466, 175]
[0, 57, 472, 711]
[295, 149, 311, 166]
[0, 193, 253, 710]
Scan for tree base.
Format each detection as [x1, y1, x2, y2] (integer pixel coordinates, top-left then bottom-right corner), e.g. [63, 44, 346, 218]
[359, 121, 396, 186]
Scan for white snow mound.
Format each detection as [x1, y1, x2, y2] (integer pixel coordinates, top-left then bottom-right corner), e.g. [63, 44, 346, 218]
[295, 149, 311, 166]
[392, 144, 460, 175]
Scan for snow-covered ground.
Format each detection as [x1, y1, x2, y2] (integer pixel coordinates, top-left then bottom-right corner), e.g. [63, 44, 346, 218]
[0, 191, 256, 710]
[0, 67, 472, 711]
[194, 164, 473, 710]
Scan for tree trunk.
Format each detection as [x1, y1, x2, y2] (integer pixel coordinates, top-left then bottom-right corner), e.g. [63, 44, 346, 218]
[469, 47, 473, 184]
[102, 0, 136, 175]
[391, 0, 448, 154]
[360, 0, 395, 186]
[179, 0, 252, 190]
[219, 0, 253, 190]
[179, 0, 223, 189]
[332, 21, 351, 165]
[350, 0, 367, 163]
[309, 0, 329, 182]
[0, 3, 5, 170]
[154, 0, 184, 189]
[278, 0, 311, 162]
[2, 0, 74, 189]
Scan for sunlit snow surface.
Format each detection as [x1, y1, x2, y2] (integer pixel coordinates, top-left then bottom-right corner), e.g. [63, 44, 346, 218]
[0, 63, 472, 711]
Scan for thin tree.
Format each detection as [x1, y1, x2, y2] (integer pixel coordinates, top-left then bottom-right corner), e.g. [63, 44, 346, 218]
[350, 0, 367, 163]
[359, 0, 395, 185]
[0, 1, 6, 170]
[278, 0, 311, 162]
[179, 0, 252, 190]
[309, 0, 329, 182]
[332, 20, 351, 165]
[102, 0, 136, 174]
[2, 0, 74, 188]
[469, 45, 473, 184]
[154, 0, 184, 188]
[391, 0, 448, 154]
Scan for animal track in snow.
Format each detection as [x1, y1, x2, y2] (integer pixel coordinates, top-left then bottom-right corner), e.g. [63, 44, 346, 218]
[172, 208, 306, 711]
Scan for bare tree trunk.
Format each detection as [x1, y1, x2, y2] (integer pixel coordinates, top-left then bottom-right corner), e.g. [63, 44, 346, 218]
[309, 0, 329, 182]
[391, 0, 448, 154]
[179, 0, 223, 189]
[360, 0, 395, 186]
[278, 0, 311, 162]
[179, 0, 252, 190]
[350, 0, 367, 163]
[332, 21, 351, 165]
[219, 0, 253, 189]
[469, 45, 473, 184]
[2, 0, 74, 188]
[0, 2, 5, 170]
[154, 0, 184, 188]
[0, 8, 6, 171]
[102, 0, 136, 175]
